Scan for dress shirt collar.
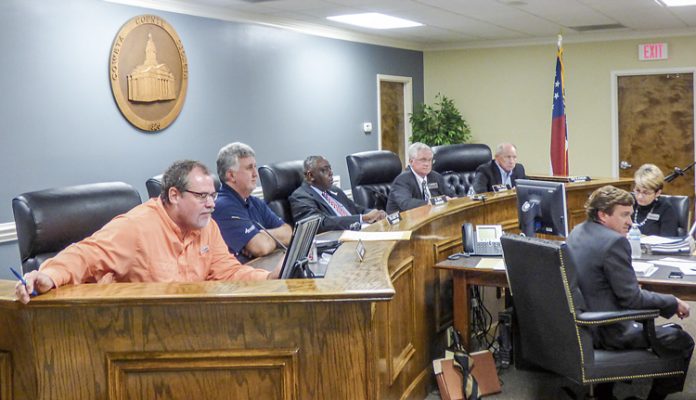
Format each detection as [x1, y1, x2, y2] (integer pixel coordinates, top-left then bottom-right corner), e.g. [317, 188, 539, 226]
[220, 182, 249, 207]
[494, 161, 512, 186]
[154, 197, 201, 242]
[409, 166, 428, 188]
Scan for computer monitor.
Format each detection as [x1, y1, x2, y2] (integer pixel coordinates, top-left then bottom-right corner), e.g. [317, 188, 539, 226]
[279, 215, 322, 279]
[515, 179, 568, 238]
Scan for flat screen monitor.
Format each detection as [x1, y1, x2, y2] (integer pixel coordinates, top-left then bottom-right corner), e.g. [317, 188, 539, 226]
[278, 215, 322, 279]
[515, 179, 568, 238]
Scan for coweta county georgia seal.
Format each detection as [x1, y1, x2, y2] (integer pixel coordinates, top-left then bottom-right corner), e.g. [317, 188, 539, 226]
[110, 15, 188, 132]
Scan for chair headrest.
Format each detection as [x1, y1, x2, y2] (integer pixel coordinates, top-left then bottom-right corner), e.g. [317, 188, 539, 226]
[346, 150, 402, 187]
[12, 182, 142, 264]
[432, 143, 492, 173]
[146, 173, 221, 199]
[258, 160, 305, 201]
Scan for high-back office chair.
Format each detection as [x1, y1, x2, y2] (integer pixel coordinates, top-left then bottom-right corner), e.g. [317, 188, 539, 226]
[258, 160, 304, 224]
[660, 194, 691, 236]
[346, 150, 402, 210]
[500, 234, 685, 399]
[13, 182, 142, 273]
[431, 143, 491, 196]
[146, 174, 221, 199]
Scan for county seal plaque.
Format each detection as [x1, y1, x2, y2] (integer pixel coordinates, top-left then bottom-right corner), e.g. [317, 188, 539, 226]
[110, 15, 188, 132]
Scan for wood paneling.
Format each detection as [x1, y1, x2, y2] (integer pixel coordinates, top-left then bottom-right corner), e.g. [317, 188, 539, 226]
[380, 81, 405, 163]
[618, 73, 694, 199]
[387, 257, 416, 384]
[108, 349, 298, 400]
[0, 352, 10, 400]
[0, 178, 631, 400]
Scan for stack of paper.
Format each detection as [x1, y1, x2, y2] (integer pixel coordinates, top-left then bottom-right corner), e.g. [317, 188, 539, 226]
[642, 236, 691, 254]
[632, 261, 657, 277]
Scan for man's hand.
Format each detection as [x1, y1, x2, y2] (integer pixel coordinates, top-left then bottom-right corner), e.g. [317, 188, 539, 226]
[15, 271, 55, 304]
[676, 298, 690, 319]
[267, 258, 283, 280]
[363, 209, 387, 224]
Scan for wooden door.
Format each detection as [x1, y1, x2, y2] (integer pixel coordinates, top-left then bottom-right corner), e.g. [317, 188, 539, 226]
[618, 73, 694, 199]
[380, 80, 406, 164]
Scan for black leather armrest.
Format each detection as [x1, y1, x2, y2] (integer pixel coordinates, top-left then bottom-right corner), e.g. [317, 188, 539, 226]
[577, 309, 672, 356]
[575, 309, 660, 325]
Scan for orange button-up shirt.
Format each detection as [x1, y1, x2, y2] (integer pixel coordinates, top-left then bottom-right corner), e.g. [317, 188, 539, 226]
[40, 198, 270, 287]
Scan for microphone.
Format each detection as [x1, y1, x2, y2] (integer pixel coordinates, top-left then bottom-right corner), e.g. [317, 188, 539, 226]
[664, 161, 696, 183]
[229, 216, 288, 251]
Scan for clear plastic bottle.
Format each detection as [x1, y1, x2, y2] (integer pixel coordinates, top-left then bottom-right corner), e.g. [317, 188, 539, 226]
[467, 186, 476, 198]
[628, 223, 642, 259]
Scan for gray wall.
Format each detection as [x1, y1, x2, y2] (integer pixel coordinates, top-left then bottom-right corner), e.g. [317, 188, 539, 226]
[0, 0, 424, 278]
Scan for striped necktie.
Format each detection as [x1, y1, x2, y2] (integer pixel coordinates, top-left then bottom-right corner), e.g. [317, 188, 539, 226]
[422, 180, 431, 202]
[322, 192, 350, 216]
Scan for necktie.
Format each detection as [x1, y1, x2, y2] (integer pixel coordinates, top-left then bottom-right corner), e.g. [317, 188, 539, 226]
[422, 180, 431, 202]
[322, 192, 350, 216]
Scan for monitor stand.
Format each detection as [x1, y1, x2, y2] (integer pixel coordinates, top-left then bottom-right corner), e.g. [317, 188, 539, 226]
[289, 257, 315, 279]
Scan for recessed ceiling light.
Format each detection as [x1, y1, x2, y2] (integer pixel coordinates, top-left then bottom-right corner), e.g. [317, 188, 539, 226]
[327, 13, 423, 30]
[656, 0, 696, 6]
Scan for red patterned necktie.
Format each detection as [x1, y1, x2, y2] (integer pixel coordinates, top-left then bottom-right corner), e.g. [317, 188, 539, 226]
[322, 192, 350, 216]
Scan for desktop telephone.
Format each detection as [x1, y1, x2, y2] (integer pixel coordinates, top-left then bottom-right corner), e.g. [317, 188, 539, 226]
[462, 223, 503, 256]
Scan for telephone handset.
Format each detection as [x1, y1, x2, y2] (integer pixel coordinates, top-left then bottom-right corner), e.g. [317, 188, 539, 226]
[462, 223, 503, 256]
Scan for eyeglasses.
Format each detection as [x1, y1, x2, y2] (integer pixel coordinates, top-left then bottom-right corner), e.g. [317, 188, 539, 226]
[415, 158, 433, 164]
[184, 190, 218, 202]
[633, 188, 656, 197]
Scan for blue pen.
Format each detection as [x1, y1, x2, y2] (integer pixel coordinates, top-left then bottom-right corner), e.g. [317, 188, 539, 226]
[10, 267, 38, 296]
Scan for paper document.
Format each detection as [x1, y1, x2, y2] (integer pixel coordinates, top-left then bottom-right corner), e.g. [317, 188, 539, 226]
[632, 261, 657, 277]
[651, 257, 696, 275]
[339, 230, 411, 242]
[475, 258, 506, 270]
[641, 236, 681, 245]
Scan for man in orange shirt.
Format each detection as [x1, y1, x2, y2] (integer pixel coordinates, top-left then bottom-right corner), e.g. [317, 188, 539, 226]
[15, 160, 280, 304]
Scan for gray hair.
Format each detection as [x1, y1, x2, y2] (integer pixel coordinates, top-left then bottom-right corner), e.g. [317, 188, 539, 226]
[407, 142, 432, 161]
[160, 160, 210, 205]
[217, 142, 256, 182]
[303, 155, 324, 175]
[495, 143, 517, 156]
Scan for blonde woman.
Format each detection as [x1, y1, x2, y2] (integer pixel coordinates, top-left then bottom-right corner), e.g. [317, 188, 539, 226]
[633, 164, 678, 236]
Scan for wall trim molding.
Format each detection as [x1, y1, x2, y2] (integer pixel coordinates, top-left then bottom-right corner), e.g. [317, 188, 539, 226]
[0, 223, 17, 244]
[0, 175, 349, 245]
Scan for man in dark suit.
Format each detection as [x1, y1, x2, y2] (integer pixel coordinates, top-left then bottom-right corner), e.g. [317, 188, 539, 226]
[566, 185, 693, 400]
[289, 155, 386, 233]
[472, 142, 526, 194]
[386, 142, 455, 214]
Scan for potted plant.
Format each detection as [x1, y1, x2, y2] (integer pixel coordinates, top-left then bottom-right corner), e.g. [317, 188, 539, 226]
[409, 93, 471, 146]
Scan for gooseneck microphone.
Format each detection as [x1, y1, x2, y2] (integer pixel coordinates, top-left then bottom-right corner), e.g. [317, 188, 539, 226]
[229, 216, 288, 251]
[665, 161, 696, 183]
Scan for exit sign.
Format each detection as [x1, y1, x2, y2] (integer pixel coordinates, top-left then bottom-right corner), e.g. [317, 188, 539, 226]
[638, 43, 668, 61]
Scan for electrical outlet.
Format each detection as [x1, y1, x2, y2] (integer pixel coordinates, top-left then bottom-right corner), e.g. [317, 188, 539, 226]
[362, 122, 372, 133]
[446, 326, 454, 347]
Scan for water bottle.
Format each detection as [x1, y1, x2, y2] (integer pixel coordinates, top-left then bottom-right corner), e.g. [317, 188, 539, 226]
[628, 223, 642, 259]
[467, 186, 476, 198]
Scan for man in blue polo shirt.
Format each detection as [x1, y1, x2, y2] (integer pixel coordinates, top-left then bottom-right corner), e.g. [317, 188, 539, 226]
[213, 142, 291, 262]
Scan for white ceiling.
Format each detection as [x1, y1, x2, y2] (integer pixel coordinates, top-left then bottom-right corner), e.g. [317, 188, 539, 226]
[109, 0, 696, 50]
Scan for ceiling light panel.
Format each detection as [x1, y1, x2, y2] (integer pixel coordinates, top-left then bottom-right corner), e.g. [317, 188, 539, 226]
[327, 13, 423, 29]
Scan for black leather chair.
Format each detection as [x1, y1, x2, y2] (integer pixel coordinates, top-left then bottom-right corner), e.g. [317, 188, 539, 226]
[12, 182, 142, 273]
[660, 194, 691, 236]
[346, 150, 402, 210]
[500, 234, 686, 398]
[431, 143, 491, 196]
[258, 160, 304, 224]
[146, 174, 221, 199]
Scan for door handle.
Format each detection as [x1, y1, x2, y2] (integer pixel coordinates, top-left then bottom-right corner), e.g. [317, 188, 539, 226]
[619, 161, 632, 170]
